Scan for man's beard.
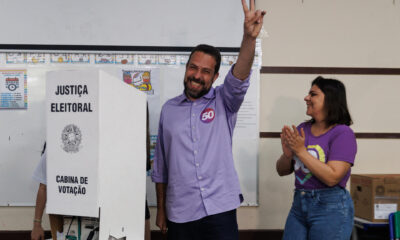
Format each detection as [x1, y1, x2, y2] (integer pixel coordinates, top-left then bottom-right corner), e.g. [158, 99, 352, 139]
[184, 76, 211, 99]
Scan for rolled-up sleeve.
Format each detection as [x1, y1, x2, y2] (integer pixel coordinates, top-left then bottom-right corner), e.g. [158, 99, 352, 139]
[151, 110, 168, 183]
[221, 65, 251, 113]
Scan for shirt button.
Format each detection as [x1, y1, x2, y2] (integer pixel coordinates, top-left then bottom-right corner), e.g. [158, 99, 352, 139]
[201, 188, 205, 191]
[192, 113, 195, 117]
[195, 163, 199, 167]
[198, 176, 202, 180]
[193, 103, 197, 106]
[193, 138, 197, 142]
[194, 150, 198, 155]
[192, 126, 195, 129]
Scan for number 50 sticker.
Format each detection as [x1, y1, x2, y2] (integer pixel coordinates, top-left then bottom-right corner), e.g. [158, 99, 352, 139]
[200, 108, 215, 123]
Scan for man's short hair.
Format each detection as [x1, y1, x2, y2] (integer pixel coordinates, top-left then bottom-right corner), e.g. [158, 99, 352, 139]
[187, 44, 221, 74]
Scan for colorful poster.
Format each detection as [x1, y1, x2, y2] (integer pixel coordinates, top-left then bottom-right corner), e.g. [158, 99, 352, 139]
[71, 54, 90, 64]
[122, 70, 154, 95]
[179, 55, 189, 65]
[222, 55, 238, 66]
[50, 54, 70, 63]
[158, 55, 176, 65]
[137, 55, 157, 65]
[95, 54, 114, 64]
[0, 70, 27, 109]
[252, 55, 260, 67]
[115, 54, 134, 64]
[148, 134, 158, 174]
[6, 53, 26, 64]
[120, 68, 161, 137]
[27, 53, 46, 64]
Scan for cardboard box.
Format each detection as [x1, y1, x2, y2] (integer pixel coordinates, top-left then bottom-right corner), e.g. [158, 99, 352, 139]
[351, 174, 400, 222]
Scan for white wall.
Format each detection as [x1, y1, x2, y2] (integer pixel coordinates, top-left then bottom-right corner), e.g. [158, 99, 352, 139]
[238, 0, 400, 230]
[262, 0, 400, 68]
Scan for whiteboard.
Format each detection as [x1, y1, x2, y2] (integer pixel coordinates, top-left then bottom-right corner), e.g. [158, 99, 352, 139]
[0, 60, 259, 206]
[0, 0, 245, 48]
[0, 67, 47, 206]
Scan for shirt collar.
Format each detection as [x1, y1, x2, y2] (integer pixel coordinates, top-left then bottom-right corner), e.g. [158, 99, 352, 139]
[202, 87, 215, 100]
[178, 87, 215, 103]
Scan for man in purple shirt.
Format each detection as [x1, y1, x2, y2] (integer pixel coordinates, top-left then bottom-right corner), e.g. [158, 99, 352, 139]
[152, 1, 265, 239]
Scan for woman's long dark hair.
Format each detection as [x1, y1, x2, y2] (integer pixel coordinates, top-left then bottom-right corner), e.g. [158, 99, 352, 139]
[308, 76, 353, 126]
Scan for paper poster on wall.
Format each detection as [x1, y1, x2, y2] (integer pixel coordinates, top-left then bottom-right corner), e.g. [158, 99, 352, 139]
[158, 55, 176, 65]
[121, 68, 161, 136]
[0, 70, 27, 109]
[221, 55, 238, 66]
[50, 54, 70, 63]
[149, 135, 157, 163]
[27, 53, 46, 64]
[95, 54, 114, 64]
[234, 70, 259, 139]
[138, 55, 157, 65]
[178, 55, 189, 65]
[71, 54, 90, 64]
[122, 70, 154, 94]
[6, 53, 26, 64]
[235, 100, 258, 139]
[115, 54, 134, 65]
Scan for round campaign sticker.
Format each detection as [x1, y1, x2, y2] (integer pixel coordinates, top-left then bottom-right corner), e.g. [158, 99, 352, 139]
[200, 108, 215, 123]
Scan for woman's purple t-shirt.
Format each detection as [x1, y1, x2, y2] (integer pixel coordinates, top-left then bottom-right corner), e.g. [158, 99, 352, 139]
[293, 122, 357, 189]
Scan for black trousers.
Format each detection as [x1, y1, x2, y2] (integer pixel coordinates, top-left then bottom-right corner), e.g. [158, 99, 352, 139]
[167, 209, 239, 240]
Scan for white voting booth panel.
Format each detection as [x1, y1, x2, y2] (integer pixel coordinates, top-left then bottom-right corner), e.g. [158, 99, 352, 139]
[46, 69, 146, 240]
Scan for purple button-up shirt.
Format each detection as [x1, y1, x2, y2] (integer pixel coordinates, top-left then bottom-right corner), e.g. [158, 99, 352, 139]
[152, 66, 250, 223]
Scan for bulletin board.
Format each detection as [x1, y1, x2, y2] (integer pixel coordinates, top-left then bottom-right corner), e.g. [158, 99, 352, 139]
[0, 51, 261, 206]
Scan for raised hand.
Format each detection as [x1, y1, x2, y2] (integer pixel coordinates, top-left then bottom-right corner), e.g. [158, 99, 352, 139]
[233, 0, 266, 80]
[241, 0, 266, 39]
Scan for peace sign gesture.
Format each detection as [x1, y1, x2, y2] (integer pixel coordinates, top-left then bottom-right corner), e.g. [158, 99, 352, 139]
[233, 0, 266, 80]
[241, 0, 266, 39]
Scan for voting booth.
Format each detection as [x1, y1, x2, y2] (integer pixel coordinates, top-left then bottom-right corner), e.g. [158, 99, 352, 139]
[46, 69, 147, 240]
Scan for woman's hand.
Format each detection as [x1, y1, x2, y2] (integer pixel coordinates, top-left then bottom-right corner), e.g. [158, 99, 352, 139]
[283, 125, 306, 155]
[276, 128, 295, 176]
[280, 128, 293, 159]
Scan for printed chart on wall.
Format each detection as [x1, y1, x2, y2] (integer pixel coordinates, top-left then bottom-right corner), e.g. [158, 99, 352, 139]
[0, 70, 27, 109]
